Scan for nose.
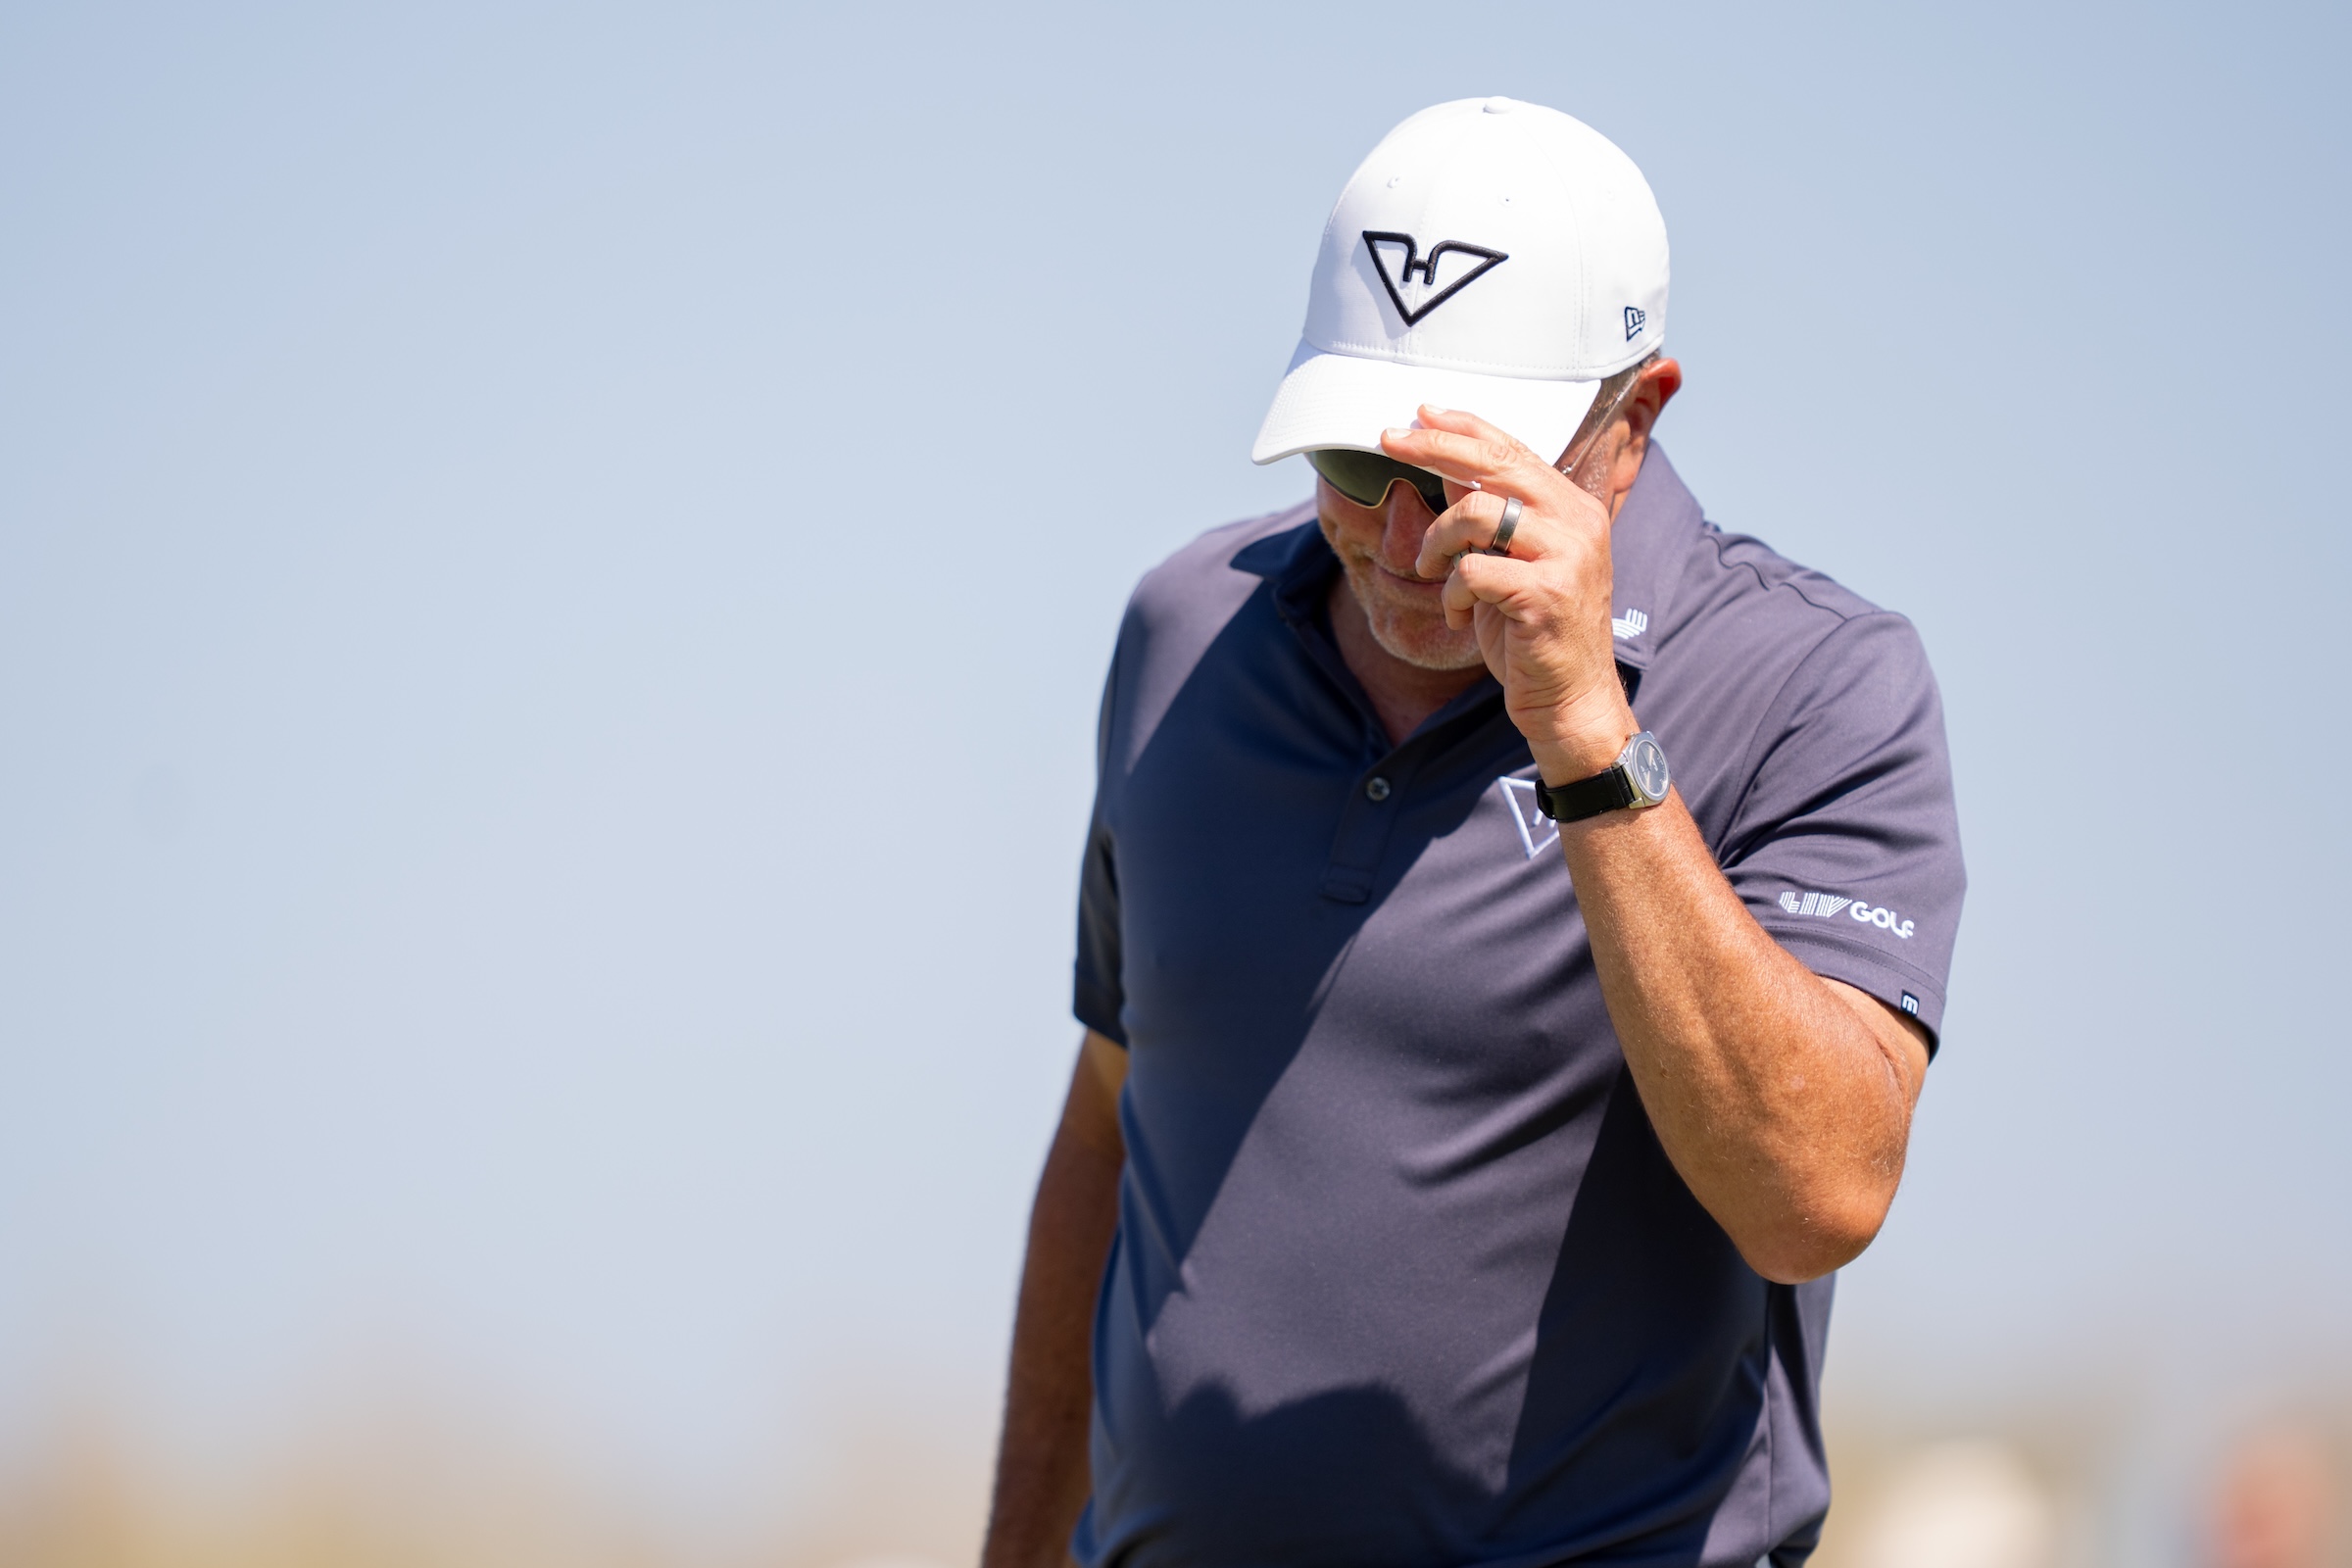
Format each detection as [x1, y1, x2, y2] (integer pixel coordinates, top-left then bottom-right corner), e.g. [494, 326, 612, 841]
[1381, 481, 1442, 575]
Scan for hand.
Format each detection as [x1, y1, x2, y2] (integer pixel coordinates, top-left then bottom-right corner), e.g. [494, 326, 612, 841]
[1380, 406, 1638, 782]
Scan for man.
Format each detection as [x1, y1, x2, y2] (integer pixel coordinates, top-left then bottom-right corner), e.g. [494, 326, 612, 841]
[983, 97, 1964, 1568]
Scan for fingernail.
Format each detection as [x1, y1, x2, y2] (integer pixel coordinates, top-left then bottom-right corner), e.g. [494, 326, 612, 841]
[1382, 427, 1411, 442]
[1424, 405, 1448, 415]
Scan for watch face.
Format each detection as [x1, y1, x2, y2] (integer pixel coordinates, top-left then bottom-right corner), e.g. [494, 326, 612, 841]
[1628, 735, 1670, 802]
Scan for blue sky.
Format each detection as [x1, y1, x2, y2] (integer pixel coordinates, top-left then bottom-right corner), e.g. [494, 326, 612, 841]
[3, 0, 2347, 1529]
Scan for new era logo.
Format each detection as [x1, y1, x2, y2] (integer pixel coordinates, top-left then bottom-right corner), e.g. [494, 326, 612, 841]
[1496, 776, 1559, 859]
[1624, 305, 1645, 341]
[1611, 608, 1648, 640]
[1362, 231, 1509, 325]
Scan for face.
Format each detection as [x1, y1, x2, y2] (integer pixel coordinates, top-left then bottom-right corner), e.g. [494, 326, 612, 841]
[1315, 475, 1484, 671]
[1313, 360, 1684, 674]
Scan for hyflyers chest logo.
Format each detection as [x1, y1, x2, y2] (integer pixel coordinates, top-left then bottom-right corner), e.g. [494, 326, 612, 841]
[1363, 231, 1508, 325]
[1495, 776, 1558, 859]
[1779, 889, 1915, 940]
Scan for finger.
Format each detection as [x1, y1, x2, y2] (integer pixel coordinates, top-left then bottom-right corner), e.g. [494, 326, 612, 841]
[1416, 493, 1555, 576]
[1410, 404, 1526, 452]
[1440, 552, 1541, 626]
[1441, 559, 1483, 628]
[1380, 421, 1550, 497]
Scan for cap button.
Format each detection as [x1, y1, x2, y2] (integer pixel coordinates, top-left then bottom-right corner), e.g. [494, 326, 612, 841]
[1482, 96, 1514, 114]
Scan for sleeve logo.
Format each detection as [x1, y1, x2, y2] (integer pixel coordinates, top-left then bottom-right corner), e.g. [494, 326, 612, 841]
[1779, 889, 1914, 940]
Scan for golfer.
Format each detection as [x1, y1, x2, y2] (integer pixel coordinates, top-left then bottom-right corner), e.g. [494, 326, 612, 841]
[983, 97, 1965, 1568]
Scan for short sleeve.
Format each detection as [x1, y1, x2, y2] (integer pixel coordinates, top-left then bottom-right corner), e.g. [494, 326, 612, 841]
[1717, 612, 1966, 1047]
[1073, 644, 1128, 1047]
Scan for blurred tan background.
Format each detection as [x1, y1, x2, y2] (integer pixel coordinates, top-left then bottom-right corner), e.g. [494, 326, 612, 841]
[4, 1388, 2345, 1567]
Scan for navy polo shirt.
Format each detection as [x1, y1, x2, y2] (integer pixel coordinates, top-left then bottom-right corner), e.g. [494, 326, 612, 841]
[1069, 448, 1964, 1568]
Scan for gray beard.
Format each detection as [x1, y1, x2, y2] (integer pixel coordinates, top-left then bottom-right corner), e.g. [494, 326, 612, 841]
[1364, 609, 1486, 671]
[1339, 555, 1487, 672]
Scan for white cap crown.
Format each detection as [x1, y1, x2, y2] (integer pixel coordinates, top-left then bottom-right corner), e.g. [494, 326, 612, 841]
[1252, 97, 1669, 465]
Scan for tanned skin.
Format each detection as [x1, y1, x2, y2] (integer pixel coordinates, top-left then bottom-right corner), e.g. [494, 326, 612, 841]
[981, 1030, 1126, 1568]
[979, 362, 1933, 1568]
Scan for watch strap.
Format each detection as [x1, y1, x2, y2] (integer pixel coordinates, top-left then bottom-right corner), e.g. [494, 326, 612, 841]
[1534, 765, 1640, 823]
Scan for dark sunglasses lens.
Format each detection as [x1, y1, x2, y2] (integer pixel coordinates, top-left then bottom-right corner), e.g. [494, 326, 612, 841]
[1304, 449, 1388, 505]
[1306, 449, 1448, 514]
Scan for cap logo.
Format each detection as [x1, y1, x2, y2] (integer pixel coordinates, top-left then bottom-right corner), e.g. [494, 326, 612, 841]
[1361, 231, 1508, 326]
[1623, 305, 1645, 341]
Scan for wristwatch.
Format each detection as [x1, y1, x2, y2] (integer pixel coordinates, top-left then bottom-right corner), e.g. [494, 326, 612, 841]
[1535, 731, 1672, 822]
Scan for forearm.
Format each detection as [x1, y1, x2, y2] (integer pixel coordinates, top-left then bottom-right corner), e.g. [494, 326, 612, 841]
[982, 1102, 1124, 1568]
[1556, 789, 1923, 1283]
[1382, 401, 1927, 1282]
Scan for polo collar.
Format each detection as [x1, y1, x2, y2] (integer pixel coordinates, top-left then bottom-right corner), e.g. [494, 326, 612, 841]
[1240, 511, 1507, 744]
[1237, 504, 1337, 626]
[1596, 442, 1701, 675]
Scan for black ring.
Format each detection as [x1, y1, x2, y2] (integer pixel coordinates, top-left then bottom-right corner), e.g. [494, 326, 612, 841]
[1487, 496, 1523, 556]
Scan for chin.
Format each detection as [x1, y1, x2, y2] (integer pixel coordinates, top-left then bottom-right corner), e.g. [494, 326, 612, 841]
[1362, 600, 1485, 672]
[1373, 615, 1477, 672]
[1334, 547, 1486, 671]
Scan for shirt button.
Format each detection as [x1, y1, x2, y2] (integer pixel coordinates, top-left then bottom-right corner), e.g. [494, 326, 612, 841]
[1365, 776, 1393, 802]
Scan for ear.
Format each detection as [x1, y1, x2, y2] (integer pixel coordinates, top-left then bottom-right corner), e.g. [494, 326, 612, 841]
[1603, 358, 1683, 516]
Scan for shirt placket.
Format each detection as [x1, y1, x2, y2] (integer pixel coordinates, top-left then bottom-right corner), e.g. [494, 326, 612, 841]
[1320, 735, 1425, 904]
[1270, 546, 1506, 906]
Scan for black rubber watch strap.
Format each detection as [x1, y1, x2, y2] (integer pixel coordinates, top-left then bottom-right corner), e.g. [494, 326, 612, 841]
[1535, 766, 1638, 823]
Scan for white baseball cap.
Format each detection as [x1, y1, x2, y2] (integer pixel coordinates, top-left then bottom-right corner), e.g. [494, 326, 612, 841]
[1251, 96, 1670, 466]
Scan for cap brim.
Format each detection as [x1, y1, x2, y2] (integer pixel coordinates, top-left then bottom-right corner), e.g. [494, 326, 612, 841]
[1250, 341, 1604, 466]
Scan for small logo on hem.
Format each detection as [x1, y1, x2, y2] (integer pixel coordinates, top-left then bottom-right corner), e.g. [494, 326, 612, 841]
[1900, 993, 1921, 1016]
[1611, 608, 1648, 640]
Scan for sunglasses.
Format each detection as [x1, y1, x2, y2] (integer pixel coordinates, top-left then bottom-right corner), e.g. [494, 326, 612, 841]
[1305, 448, 1450, 514]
